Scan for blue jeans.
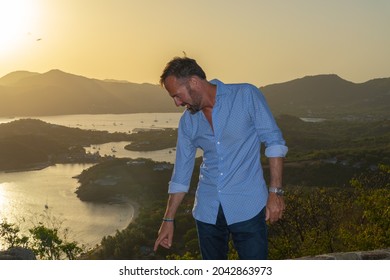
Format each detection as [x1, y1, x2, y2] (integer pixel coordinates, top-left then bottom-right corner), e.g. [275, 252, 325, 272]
[195, 205, 268, 260]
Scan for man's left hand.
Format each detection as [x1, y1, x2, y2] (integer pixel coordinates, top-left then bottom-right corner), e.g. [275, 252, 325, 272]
[266, 193, 285, 223]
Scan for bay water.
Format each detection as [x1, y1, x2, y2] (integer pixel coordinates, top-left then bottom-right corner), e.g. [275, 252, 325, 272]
[0, 113, 182, 251]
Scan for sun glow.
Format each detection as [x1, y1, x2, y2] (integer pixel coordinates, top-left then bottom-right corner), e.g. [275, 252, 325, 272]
[0, 0, 40, 56]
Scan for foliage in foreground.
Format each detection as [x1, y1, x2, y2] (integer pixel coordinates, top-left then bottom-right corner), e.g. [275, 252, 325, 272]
[93, 164, 389, 260]
[0, 209, 84, 260]
[268, 165, 389, 258]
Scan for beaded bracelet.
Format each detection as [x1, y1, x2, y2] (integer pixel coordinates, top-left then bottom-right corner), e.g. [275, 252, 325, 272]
[162, 217, 175, 222]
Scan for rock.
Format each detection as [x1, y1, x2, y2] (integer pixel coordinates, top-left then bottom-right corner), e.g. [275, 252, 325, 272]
[0, 247, 36, 260]
[359, 249, 390, 260]
[296, 248, 390, 260]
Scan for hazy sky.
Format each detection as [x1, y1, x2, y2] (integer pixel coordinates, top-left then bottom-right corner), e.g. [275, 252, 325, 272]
[1, 0, 389, 86]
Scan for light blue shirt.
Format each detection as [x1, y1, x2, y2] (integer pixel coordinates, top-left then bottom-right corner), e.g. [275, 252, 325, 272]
[168, 79, 288, 225]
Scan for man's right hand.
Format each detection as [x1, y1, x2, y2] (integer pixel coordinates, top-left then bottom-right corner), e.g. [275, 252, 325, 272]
[153, 221, 175, 251]
[154, 192, 185, 252]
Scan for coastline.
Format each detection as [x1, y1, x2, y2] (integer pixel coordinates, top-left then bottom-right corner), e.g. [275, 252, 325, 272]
[79, 198, 140, 259]
[122, 198, 140, 227]
[106, 194, 140, 228]
[1, 162, 52, 173]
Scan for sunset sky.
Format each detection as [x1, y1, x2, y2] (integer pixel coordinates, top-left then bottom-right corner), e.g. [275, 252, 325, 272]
[1, 0, 389, 86]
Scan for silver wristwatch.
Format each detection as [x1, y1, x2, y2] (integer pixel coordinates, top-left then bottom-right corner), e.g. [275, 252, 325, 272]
[269, 187, 285, 196]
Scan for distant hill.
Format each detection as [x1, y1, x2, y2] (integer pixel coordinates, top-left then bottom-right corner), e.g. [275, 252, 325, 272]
[0, 70, 40, 84]
[0, 70, 389, 119]
[0, 70, 182, 116]
[261, 74, 390, 119]
[0, 118, 133, 171]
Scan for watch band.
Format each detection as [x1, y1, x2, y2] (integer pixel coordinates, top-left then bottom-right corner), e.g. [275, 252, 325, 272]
[269, 187, 285, 196]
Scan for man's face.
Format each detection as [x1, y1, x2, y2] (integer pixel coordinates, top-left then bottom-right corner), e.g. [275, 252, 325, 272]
[164, 76, 201, 114]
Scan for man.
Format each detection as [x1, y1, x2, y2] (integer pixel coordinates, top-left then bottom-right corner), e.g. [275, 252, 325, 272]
[154, 57, 288, 260]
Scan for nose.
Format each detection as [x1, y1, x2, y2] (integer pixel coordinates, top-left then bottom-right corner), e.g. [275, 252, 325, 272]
[173, 97, 183, 107]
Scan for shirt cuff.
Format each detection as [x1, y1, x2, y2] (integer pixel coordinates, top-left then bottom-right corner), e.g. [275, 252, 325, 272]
[265, 145, 288, 158]
[168, 181, 190, 193]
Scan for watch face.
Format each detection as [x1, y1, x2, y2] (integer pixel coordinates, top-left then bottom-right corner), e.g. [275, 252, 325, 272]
[270, 188, 284, 196]
[276, 189, 284, 196]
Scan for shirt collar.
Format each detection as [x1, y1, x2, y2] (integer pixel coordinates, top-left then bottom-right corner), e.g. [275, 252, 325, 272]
[209, 79, 225, 96]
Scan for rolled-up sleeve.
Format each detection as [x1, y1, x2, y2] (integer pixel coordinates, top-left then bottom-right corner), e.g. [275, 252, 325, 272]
[168, 181, 191, 193]
[265, 145, 288, 158]
[168, 113, 197, 194]
[248, 85, 288, 158]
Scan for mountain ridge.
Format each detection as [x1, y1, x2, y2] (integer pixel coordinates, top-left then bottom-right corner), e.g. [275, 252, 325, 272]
[0, 70, 389, 119]
[0, 70, 181, 116]
[261, 74, 390, 119]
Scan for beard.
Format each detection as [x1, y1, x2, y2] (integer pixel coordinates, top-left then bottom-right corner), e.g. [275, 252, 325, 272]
[186, 104, 200, 114]
[186, 85, 201, 114]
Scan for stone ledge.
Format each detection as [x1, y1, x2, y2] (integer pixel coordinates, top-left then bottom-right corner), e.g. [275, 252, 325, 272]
[0, 247, 36, 260]
[297, 248, 390, 260]
[1, 247, 389, 260]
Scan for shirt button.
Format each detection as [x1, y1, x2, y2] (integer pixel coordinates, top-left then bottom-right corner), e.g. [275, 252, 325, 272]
[220, 173, 223, 176]
[217, 141, 220, 145]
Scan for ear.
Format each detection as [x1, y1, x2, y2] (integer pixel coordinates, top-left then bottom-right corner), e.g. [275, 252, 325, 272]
[189, 76, 200, 88]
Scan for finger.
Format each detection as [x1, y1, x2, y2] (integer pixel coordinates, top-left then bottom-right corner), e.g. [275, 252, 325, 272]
[154, 235, 166, 251]
[160, 240, 170, 249]
[269, 216, 276, 224]
[265, 207, 270, 221]
[153, 239, 160, 251]
[271, 210, 282, 223]
[155, 238, 169, 251]
[164, 238, 173, 249]
[167, 235, 172, 248]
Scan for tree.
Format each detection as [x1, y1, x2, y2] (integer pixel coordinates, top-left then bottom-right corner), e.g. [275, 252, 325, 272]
[268, 165, 390, 259]
[340, 164, 390, 250]
[0, 220, 29, 249]
[0, 210, 84, 260]
[29, 224, 62, 260]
